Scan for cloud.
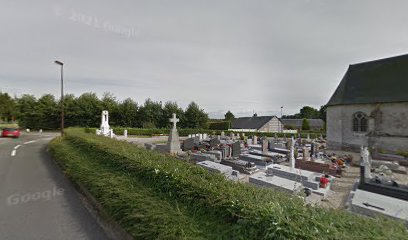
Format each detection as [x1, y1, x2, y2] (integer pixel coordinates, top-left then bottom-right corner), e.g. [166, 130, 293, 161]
[1, 0, 408, 116]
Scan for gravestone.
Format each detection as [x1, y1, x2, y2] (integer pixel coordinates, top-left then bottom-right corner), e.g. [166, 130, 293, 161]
[124, 129, 128, 138]
[302, 147, 310, 161]
[230, 132, 234, 139]
[221, 131, 225, 137]
[167, 113, 182, 154]
[183, 138, 195, 151]
[109, 129, 114, 138]
[262, 138, 269, 154]
[232, 142, 241, 157]
[210, 138, 221, 148]
[247, 139, 253, 145]
[217, 135, 221, 140]
[203, 133, 208, 140]
[253, 135, 258, 145]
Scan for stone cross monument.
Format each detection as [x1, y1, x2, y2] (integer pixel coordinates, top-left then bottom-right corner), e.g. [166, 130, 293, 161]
[167, 113, 181, 154]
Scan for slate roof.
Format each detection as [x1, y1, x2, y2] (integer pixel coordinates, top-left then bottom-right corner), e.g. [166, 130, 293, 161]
[231, 116, 277, 130]
[281, 119, 325, 129]
[327, 54, 408, 106]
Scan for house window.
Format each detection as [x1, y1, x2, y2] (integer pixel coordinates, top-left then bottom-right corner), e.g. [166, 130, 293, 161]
[353, 112, 368, 132]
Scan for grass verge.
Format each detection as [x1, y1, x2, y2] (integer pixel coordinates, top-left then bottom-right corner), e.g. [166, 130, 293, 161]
[49, 128, 407, 239]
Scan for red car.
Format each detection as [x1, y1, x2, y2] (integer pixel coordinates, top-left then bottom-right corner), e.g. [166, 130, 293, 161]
[1, 128, 21, 138]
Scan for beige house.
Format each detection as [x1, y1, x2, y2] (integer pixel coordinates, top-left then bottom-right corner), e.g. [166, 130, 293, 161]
[230, 115, 283, 132]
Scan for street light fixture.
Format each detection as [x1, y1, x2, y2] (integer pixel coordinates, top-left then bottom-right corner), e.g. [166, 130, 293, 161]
[280, 106, 283, 133]
[54, 60, 64, 136]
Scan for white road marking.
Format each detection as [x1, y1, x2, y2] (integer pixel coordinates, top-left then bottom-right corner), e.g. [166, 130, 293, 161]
[14, 145, 21, 150]
[11, 150, 16, 157]
[24, 140, 37, 145]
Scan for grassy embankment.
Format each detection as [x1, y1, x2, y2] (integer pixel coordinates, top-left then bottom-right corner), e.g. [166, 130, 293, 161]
[48, 128, 407, 239]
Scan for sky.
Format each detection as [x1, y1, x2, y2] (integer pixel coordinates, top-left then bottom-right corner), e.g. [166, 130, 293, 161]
[1, 0, 408, 118]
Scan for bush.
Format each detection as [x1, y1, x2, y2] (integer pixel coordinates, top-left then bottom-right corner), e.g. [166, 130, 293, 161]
[48, 128, 407, 239]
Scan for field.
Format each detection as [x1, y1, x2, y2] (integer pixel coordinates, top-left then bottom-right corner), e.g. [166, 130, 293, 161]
[48, 128, 407, 239]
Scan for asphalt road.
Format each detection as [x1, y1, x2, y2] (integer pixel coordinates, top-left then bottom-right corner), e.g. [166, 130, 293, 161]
[0, 132, 109, 240]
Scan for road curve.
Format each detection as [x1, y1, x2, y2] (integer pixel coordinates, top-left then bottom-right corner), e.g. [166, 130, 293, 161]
[0, 133, 109, 240]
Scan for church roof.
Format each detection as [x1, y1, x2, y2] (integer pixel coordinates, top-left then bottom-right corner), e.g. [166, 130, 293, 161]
[231, 116, 278, 130]
[327, 54, 408, 106]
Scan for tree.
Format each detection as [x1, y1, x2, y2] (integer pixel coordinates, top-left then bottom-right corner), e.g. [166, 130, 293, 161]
[161, 101, 184, 128]
[302, 118, 310, 131]
[117, 98, 138, 127]
[76, 92, 103, 127]
[36, 94, 59, 129]
[319, 105, 327, 122]
[224, 110, 235, 121]
[138, 99, 163, 128]
[0, 92, 16, 122]
[63, 94, 80, 127]
[101, 92, 119, 126]
[299, 106, 320, 119]
[16, 94, 38, 128]
[184, 102, 208, 129]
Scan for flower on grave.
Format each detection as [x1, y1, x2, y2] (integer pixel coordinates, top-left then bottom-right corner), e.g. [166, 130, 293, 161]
[154, 168, 159, 174]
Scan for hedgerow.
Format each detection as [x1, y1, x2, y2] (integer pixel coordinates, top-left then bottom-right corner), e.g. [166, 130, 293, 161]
[49, 128, 407, 239]
[84, 127, 325, 138]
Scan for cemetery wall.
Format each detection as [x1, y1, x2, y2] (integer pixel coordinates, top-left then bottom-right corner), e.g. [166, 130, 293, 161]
[327, 102, 408, 152]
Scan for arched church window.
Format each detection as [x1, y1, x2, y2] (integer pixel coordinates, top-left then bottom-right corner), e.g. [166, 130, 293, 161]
[353, 112, 368, 132]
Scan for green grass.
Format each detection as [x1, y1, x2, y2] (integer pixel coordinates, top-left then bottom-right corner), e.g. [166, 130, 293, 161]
[49, 128, 408, 239]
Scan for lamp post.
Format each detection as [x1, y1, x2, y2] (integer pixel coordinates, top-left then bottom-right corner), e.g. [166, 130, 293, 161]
[54, 60, 64, 136]
[280, 106, 283, 133]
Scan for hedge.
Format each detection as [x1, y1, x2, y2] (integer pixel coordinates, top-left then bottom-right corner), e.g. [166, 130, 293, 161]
[48, 128, 407, 239]
[84, 127, 326, 139]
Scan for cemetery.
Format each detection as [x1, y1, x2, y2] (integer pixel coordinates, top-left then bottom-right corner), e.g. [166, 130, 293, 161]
[96, 110, 408, 217]
[47, 109, 408, 239]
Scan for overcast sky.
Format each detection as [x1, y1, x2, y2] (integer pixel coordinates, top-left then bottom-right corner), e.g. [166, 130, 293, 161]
[1, 0, 408, 118]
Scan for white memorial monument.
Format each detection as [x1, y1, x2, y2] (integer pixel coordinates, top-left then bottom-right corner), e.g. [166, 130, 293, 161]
[361, 146, 372, 179]
[96, 110, 113, 136]
[167, 113, 182, 154]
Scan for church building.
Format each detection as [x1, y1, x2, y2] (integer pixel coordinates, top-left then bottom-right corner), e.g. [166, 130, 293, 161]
[326, 54, 408, 152]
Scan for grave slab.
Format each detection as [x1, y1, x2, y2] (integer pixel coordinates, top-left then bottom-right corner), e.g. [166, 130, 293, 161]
[350, 189, 408, 224]
[249, 172, 302, 193]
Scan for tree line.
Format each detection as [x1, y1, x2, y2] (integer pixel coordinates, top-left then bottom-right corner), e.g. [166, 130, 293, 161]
[282, 105, 327, 121]
[0, 92, 209, 130]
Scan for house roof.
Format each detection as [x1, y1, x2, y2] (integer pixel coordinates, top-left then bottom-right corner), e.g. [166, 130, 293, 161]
[231, 116, 278, 130]
[327, 54, 408, 106]
[281, 119, 325, 129]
